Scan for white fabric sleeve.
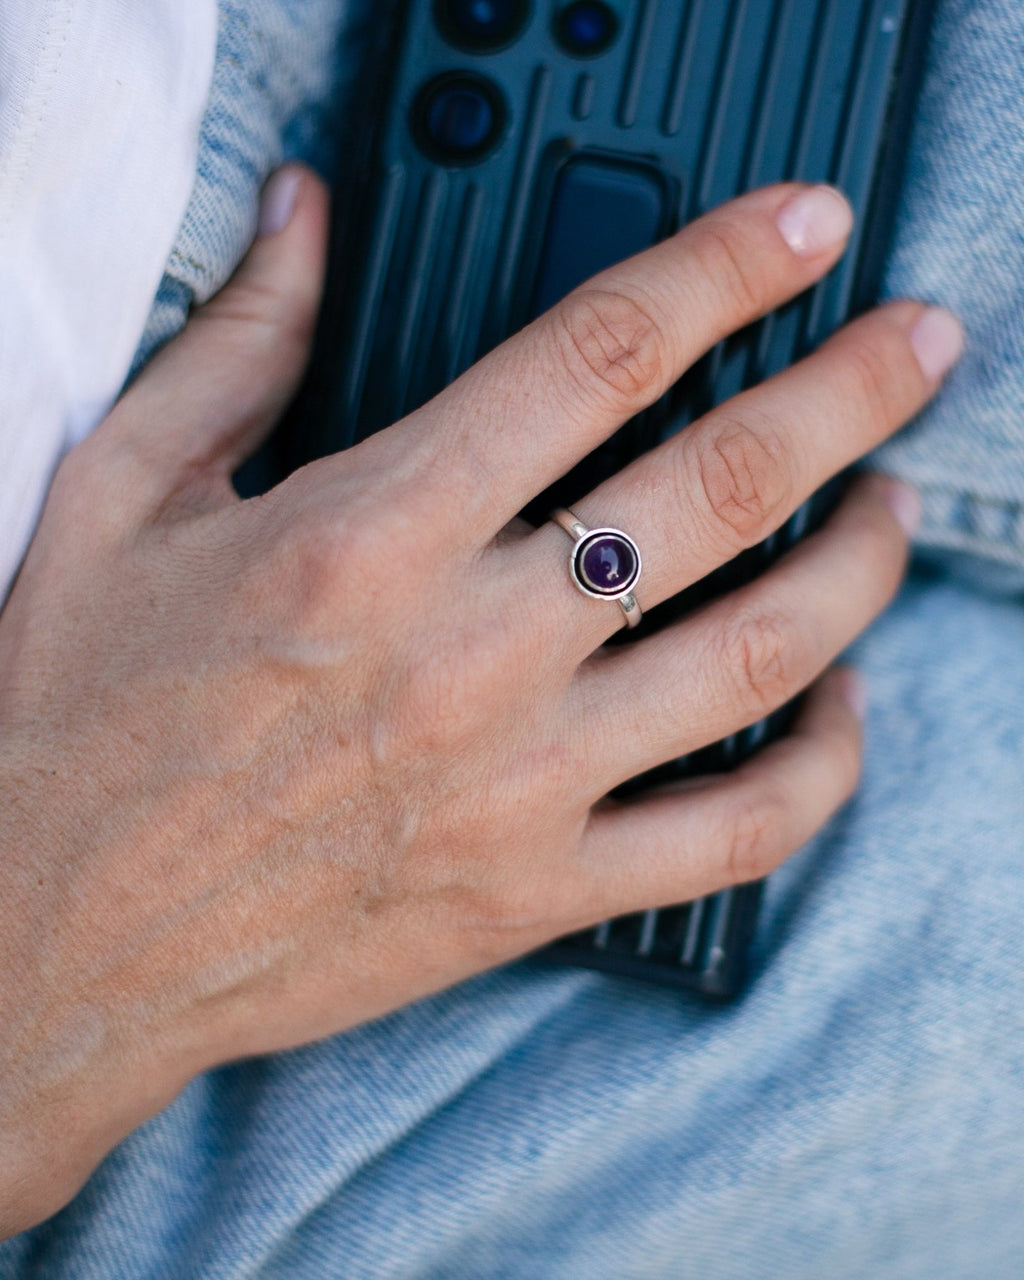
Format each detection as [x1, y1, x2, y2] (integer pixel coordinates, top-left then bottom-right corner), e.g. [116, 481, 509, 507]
[0, 0, 218, 598]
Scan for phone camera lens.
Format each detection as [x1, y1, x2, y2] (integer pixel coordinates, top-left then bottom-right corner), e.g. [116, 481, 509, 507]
[554, 1, 619, 56]
[414, 74, 507, 165]
[435, 0, 530, 52]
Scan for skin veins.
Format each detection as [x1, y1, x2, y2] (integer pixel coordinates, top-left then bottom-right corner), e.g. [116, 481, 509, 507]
[0, 173, 952, 1236]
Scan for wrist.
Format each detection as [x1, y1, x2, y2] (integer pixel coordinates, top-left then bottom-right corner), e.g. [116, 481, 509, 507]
[0, 749, 190, 1238]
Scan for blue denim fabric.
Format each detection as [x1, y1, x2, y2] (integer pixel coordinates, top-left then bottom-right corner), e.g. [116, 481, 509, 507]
[129, 0, 378, 376]
[873, 0, 1024, 591]
[3, 0, 1023, 1276]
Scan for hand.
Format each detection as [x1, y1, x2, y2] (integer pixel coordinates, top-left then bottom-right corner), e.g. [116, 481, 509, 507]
[0, 168, 961, 1234]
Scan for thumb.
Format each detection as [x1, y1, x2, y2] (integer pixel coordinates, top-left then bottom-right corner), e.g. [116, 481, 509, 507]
[91, 164, 329, 514]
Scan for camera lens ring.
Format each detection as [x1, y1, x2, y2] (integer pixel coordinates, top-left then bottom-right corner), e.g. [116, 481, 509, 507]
[412, 72, 509, 166]
[554, 1, 619, 57]
[434, 0, 531, 53]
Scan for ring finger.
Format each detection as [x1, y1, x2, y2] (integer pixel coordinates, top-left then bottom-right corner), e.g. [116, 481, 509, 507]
[570, 473, 915, 794]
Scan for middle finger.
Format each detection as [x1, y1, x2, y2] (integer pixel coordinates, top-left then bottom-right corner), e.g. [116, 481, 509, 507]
[505, 298, 961, 661]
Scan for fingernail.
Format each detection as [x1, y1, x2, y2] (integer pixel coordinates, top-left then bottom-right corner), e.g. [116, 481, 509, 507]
[775, 186, 854, 257]
[258, 168, 302, 238]
[882, 479, 923, 537]
[909, 307, 965, 381]
[839, 669, 867, 721]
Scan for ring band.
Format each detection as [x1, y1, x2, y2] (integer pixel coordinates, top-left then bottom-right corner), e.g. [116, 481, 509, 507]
[552, 507, 643, 629]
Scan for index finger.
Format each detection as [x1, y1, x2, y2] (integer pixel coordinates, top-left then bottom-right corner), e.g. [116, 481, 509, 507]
[390, 182, 854, 540]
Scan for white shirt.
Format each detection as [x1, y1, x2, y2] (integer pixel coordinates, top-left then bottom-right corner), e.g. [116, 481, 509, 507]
[0, 0, 218, 598]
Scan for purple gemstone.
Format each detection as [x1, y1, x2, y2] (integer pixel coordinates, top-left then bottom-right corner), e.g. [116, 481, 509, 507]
[578, 532, 639, 596]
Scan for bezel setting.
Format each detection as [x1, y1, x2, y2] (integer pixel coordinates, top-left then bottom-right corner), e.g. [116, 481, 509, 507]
[569, 527, 642, 600]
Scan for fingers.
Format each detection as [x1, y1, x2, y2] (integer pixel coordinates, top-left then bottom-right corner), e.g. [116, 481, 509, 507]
[571, 474, 913, 791]
[513, 298, 962, 656]
[576, 668, 863, 919]
[82, 166, 329, 518]
[385, 183, 855, 538]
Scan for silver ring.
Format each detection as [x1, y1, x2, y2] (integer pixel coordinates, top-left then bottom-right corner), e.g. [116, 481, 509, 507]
[552, 508, 643, 629]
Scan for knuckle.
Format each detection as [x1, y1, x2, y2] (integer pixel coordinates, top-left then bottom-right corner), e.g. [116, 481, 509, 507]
[722, 784, 789, 884]
[840, 333, 912, 432]
[402, 647, 481, 752]
[393, 621, 513, 759]
[457, 878, 551, 962]
[693, 415, 793, 547]
[861, 501, 912, 598]
[722, 607, 799, 714]
[279, 509, 382, 618]
[277, 286, 318, 354]
[691, 218, 765, 318]
[205, 279, 316, 361]
[551, 287, 667, 410]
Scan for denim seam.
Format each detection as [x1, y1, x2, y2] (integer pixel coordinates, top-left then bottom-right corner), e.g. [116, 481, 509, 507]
[919, 485, 1024, 562]
[166, 248, 218, 289]
[223, 5, 309, 104]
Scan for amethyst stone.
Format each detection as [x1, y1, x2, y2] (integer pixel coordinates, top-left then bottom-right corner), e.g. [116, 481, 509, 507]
[574, 530, 640, 597]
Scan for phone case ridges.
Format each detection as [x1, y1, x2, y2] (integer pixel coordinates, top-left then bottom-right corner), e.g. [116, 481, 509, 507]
[287, 0, 935, 997]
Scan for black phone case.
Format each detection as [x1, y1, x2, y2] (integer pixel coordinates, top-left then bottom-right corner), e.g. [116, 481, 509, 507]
[277, 0, 935, 998]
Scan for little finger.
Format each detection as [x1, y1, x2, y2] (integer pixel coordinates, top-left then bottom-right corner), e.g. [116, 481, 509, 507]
[576, 667, 864, 917]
